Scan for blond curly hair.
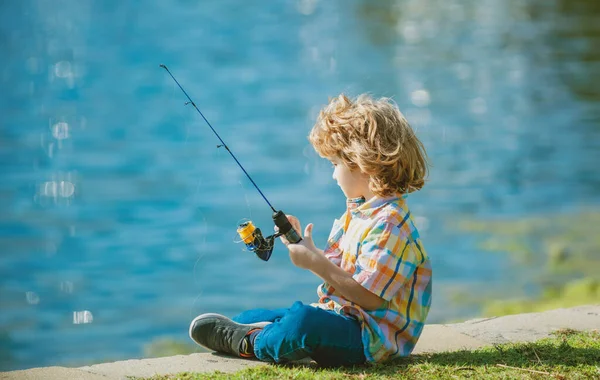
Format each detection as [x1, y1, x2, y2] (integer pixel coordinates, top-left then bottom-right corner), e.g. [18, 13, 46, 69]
[309, 94, 429, 197]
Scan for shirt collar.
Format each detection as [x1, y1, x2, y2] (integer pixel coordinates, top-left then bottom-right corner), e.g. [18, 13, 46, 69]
[346, 193, 407, 218]
[346, 196, 366, 211]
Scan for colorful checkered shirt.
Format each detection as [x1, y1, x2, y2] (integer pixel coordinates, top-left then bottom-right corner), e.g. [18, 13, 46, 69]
[312, 195, 432, 362]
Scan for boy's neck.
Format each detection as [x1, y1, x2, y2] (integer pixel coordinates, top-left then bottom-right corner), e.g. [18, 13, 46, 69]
[349, 188, 375, 204]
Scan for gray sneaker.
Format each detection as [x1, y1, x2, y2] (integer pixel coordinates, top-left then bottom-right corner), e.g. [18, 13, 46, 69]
[189, 313, 269, 357]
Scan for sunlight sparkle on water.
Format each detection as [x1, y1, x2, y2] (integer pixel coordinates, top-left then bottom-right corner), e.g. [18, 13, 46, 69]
[25, 292, 40, 305]
[51, 122, 69, 140]
[53, 61, 72, 78]
[399, 21, 421, 44]
[411, 89, 431, 107]
[73, 310, 93, 324]
[40, 181, 75, 198]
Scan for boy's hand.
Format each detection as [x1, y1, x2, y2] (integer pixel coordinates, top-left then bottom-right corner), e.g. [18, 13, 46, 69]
[286, 223, 323, 270]
[275, 214, 302, 245]
[275, 215, 323, 270]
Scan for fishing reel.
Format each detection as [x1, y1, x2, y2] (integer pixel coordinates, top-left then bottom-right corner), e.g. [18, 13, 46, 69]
[237, 210, 302, 261]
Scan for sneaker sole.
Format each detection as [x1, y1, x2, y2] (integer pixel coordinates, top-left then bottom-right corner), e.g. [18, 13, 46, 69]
[189, 313, 272, 345]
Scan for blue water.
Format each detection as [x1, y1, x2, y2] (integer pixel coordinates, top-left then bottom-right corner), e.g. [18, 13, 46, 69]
[1, 0, 599, 371]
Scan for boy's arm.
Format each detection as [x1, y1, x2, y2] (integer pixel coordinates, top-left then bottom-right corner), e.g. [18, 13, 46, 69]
[287, 218, 421, 311]
[283, 222, 386, 310]
[310, 255, 386, 310]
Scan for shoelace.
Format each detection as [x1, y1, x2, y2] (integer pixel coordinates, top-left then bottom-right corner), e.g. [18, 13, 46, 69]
[239, 335, 252, 355]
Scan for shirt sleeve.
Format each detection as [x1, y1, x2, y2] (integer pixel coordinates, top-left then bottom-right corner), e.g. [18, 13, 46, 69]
[322, 215, 346, 267]
[353, 219, 419, 302]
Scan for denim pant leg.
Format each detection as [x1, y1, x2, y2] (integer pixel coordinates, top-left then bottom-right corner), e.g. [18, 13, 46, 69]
[253, 301, 365, 367]
[232, 307, 289, 324]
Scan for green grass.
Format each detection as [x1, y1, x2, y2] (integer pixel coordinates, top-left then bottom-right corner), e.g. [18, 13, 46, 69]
[139, 329, 599, 379]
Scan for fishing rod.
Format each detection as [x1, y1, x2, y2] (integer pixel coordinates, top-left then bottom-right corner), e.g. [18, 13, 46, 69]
[160, 64, 301, 261]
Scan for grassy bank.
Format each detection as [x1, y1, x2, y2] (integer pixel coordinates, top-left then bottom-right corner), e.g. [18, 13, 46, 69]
[140, 329, 599, 379]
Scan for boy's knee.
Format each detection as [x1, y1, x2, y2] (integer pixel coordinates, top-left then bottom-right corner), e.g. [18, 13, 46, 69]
[284, 303, 320, 335]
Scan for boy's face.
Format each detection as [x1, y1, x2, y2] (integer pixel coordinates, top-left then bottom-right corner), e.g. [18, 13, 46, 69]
[330, 158, 371, 199]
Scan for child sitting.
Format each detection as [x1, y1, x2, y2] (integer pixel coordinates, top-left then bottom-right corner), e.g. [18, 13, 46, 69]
[189, 94, 432, 366]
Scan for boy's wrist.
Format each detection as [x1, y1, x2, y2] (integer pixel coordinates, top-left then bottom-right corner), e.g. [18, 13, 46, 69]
[313, 249, 329, 269]
[309, 253, 336, 280]
[305, 248, 323, 272]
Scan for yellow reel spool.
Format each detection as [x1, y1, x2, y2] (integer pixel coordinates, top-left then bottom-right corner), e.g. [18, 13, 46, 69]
[237, 221, 256, 245]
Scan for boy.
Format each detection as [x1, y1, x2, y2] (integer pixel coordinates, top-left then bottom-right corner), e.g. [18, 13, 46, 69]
[189, 94, 432, 366]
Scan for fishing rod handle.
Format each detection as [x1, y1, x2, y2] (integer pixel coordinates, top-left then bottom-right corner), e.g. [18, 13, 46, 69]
[272, 210, 302, 244]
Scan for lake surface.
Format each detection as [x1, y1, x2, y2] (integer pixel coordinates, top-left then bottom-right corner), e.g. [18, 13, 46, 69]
[1, 0, 599, 371]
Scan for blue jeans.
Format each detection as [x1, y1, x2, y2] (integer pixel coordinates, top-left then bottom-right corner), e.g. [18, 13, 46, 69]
[232, 301, 365, 367]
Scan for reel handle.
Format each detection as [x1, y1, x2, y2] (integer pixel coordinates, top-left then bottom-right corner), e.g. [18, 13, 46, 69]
[272, 210, 302, 244]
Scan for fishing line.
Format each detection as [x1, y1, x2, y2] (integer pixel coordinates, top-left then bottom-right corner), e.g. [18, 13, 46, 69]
[160, 64, 302, 262]
[160, 64, 276, 213]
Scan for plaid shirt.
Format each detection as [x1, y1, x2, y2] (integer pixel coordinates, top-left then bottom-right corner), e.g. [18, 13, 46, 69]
[312, 195, 432, 362]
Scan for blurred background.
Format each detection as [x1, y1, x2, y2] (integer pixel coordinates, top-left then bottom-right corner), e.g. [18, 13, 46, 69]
[1, 0, 599, 371]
